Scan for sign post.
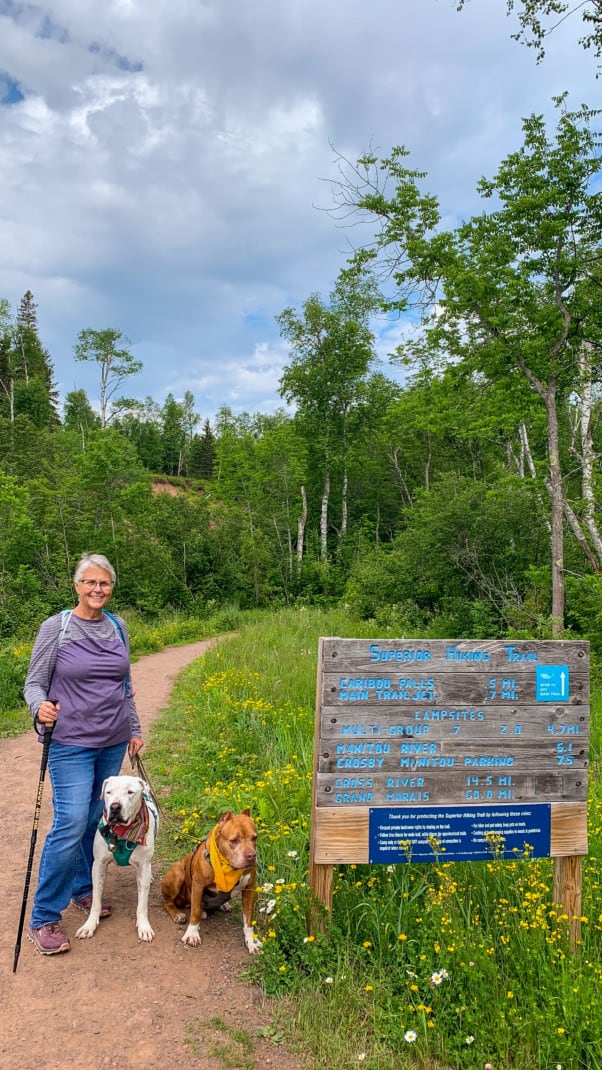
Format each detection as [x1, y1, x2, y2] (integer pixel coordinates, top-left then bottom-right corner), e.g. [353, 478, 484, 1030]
[309, 638, 589, 949]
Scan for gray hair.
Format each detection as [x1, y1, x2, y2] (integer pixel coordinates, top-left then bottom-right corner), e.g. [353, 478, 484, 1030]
[73, 553, 116, 586]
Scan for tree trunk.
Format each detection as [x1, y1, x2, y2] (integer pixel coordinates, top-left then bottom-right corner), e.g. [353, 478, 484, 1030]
[522, 419, 599, 571]
[390, 447, 412, 505]
[576, 345, 602, 566]
[285, 509, 294, 580]
[297, 485, 307, 572]
[100, 360, 110, 428]
[424, 431, 432, 491]
[559, 493, 600, 572]
[517, 356, 565, 636]
[338, 468, 348, 553]
[0, 377, 15, 422]
[17, 334, 29, 383]
[320, 473, 330, 563]
[519, 422, 536, 478]
[545, 383, 565, 637]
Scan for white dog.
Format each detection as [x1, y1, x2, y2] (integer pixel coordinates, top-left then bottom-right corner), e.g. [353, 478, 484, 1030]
[75, 775, 159, 943]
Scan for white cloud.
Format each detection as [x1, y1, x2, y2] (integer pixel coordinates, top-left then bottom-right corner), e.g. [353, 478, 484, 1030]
[0, 0, 598, 420]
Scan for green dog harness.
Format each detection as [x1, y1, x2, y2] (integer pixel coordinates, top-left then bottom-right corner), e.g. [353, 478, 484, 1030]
[98, 792, 159, 867]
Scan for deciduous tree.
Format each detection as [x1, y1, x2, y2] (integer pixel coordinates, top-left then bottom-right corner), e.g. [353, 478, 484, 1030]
[456, 0, 602, 66]
[278, 270, 377, 562]
[74, 327, 142, 428]
[63, 389, 101, 449]
[333, 98, 602, 633]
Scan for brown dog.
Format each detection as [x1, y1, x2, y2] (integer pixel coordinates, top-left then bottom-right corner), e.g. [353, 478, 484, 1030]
[161, 808, 260, 953]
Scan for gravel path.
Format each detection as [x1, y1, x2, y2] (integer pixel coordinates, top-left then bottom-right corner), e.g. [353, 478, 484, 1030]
[1, 639, 303, 1070]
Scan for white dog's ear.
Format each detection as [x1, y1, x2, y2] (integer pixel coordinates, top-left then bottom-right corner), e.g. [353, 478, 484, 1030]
[99, 777, 110, 800]
[137, 777, 147, 791]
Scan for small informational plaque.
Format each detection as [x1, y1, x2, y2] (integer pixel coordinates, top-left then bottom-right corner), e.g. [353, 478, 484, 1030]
[368, 803, 552, 863]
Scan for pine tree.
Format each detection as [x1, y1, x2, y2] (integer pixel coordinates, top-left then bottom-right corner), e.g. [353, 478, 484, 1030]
[13, 291, 59, 426]
[188, 418, 216, 479]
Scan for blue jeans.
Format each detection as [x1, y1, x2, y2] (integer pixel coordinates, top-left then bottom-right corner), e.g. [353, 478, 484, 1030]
[30, 741, 127, 928]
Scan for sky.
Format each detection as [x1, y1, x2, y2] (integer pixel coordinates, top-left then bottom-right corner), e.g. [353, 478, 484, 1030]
[0, 0, 599, 424]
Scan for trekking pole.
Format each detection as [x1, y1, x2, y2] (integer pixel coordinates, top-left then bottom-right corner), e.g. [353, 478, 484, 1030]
[12, 718, 55, 972]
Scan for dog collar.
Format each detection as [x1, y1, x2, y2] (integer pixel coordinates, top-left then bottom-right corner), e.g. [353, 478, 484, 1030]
[208, 829, 245, 893]
[98, 794, 158, 867]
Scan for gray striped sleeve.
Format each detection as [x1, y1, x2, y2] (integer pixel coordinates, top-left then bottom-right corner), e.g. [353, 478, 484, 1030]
[23, 613, 62, 719]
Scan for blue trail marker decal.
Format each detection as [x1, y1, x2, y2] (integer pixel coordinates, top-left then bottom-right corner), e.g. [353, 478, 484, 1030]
[536, 665, 569, 702]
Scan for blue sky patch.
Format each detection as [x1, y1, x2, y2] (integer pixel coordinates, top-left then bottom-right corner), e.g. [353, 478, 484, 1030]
[37, 13, 69, 43]
[88, 41, 143, 73]
[0, 72, 24, 105]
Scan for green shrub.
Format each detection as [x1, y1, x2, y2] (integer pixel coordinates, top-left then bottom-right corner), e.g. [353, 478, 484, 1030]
[0, 642, 31, 708]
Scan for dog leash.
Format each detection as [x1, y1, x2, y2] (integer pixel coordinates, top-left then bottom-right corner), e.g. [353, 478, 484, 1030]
[128, 752, 199, 837]
[129, 752, 166, 820]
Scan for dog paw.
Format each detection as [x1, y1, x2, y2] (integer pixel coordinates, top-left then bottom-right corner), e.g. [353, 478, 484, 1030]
[181, 924, 202, 947]
[173, 911, 187, 926]
[75, 923, 97, 939]
[137, 925, 155, 942]
[244, 928, 262, 954]
[219, 901, 233, 913]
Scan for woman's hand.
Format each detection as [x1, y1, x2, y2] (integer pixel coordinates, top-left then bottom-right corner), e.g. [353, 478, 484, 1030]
[128, 737, 144, 758]
[36, 700, 59, 725]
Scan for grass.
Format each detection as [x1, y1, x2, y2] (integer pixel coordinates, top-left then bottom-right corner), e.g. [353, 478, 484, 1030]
[185, 1016, 256, 1068]
[147, 606, 602, 1070]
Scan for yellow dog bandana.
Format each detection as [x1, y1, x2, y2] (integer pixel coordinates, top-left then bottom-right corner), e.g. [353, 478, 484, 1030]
[209, 829, 245, 893]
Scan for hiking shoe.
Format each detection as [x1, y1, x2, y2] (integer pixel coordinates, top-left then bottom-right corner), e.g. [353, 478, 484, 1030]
[28, 923, 71, 955]
[71, 895, 112, 918]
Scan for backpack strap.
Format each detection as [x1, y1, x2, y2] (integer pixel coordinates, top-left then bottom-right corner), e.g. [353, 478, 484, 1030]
[58, 609, 73, 644]
[102, 609, 133, 696]
[102, 608, 125, 643]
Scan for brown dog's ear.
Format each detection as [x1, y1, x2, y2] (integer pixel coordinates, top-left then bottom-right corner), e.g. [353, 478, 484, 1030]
[241, 807, 251, 816]
[217, 810, 233, 825]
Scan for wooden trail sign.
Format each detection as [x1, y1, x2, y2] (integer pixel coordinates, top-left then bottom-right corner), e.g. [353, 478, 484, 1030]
[309, 638, 589, 947]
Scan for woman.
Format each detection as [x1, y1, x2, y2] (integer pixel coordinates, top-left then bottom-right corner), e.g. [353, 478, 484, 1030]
[24, 553, 143, 955]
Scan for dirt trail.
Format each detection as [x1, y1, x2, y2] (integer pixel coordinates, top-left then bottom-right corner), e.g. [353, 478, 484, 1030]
[1, 639, 303, 1070]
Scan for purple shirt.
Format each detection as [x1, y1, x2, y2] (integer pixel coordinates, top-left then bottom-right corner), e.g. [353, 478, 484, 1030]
[24, 610, 141, 747]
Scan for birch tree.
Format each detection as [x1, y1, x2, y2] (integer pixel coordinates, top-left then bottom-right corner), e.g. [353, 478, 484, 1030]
[277, 271, 376, 563]
[74, 328, 142, 428]
[333, 99, 602, 634]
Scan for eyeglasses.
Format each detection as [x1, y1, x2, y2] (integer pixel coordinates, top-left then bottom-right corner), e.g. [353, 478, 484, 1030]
[78, 579, 113, 590]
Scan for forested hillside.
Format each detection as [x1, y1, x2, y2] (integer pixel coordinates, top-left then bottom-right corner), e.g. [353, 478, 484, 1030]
[1, 102, 601, 648]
